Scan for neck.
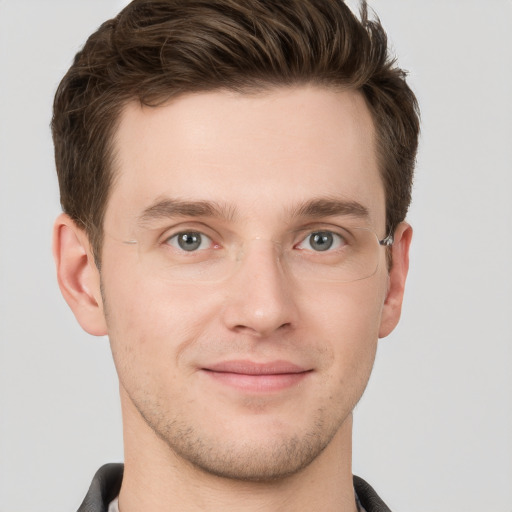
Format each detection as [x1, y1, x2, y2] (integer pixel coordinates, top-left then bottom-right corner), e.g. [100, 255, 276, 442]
[118, 391, 358, 512]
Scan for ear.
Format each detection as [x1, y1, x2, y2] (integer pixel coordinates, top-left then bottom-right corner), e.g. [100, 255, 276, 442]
[53, 213, 108, 336]
[379, 222, 413, 338]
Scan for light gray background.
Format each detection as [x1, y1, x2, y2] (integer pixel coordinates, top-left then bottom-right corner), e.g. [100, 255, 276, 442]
[1, 1, 511, 510]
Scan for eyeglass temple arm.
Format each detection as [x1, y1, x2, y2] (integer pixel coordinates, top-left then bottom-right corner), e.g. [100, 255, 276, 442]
[379, 233, 394, 247]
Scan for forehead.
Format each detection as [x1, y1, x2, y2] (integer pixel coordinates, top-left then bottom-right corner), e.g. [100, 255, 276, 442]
[108, 86, 385, 230]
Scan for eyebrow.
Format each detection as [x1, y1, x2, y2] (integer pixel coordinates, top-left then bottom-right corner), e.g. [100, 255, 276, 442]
[290, 197, 369, 220]
[138, 198, 237, 225]
[137, 196, 369, 226]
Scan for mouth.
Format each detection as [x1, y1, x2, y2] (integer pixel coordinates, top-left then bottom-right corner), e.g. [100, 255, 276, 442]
[201, 360, 312, 393]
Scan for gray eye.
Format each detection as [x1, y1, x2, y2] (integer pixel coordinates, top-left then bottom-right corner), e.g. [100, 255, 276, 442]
[309, 231, 334, 251]
[173, 232, 204, 251]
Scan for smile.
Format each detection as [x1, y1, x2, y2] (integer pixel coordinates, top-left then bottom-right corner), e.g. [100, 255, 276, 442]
[201, 360, 312, 393]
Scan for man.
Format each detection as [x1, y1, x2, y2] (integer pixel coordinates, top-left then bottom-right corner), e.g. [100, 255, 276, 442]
[51, 0, 419, 510]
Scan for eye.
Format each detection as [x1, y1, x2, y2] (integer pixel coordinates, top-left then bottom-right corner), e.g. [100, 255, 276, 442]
[296, 231, 346, 252]
[166, 231, 213, 252]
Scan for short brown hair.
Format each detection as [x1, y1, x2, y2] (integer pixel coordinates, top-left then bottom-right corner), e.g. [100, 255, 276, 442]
[52, 0, 420, 263]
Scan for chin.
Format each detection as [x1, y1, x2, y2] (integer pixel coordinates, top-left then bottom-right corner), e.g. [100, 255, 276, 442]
[168, 431, 333, 482]
[145, 405, 348, 483]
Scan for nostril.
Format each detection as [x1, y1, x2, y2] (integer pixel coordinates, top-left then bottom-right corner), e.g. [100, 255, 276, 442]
[232, 321, 292, 337]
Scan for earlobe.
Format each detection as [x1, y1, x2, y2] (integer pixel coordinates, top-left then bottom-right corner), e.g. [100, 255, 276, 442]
[378, 222, 413, 338]
[53, 213, 108, 336]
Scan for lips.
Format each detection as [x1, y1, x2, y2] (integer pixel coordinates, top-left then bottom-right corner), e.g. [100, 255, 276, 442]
[201, 360, 311, 392]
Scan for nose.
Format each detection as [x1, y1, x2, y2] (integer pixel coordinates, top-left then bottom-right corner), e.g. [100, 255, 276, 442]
[221, 239, 299, 337]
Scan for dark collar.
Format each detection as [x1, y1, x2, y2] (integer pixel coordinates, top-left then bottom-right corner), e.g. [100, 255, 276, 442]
[353, 475, 392, 512]
[78, 464, 391, 512]
[77, 463, 123, 512]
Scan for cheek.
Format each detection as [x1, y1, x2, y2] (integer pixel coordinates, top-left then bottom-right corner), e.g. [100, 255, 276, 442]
[100, 259, 221, 372]
[303, 277, 387, 377]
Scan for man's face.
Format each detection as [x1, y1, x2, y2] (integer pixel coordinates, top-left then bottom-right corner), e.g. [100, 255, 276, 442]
[95, 86, 404, 480]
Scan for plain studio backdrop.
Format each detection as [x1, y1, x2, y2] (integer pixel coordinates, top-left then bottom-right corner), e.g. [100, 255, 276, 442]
[1, 1, 511, 510]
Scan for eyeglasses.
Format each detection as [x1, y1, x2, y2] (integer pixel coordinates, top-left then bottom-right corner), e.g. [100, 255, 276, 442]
[114, 225, 393, 283]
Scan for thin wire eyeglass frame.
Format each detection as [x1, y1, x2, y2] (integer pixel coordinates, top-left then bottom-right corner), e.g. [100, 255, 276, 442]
[115, 227, 395, 284]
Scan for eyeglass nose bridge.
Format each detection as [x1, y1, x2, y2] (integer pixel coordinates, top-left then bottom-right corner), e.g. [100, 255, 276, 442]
[234, 236, 285, 264]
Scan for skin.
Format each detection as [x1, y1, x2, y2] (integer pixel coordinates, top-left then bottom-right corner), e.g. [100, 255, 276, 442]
[54, 86, 412, 511]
